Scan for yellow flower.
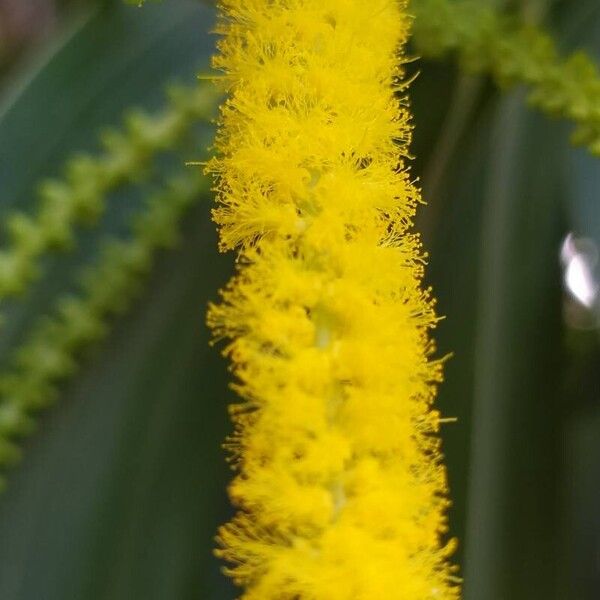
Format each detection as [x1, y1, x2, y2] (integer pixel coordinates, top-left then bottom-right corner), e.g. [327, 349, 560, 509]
[207, 0, 460, 597]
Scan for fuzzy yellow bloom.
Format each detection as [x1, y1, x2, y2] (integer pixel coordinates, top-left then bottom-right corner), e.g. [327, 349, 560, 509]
[207, 0, 460, 598]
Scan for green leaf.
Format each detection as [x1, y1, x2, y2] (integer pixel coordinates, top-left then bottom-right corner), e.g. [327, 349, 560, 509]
[411, 3, 600, 596]
[416, 62, 570, 600]
[460, 92, 565, 599]
[0, 1, 235, 598]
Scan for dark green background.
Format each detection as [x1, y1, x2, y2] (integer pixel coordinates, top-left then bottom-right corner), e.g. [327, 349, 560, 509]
[0, 0, 598, 598]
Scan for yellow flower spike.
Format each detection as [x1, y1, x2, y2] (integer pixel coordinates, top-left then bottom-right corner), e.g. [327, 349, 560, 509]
[207, 0, 460, 597]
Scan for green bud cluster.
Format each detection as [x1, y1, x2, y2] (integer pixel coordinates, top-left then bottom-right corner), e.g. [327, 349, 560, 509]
[412, 0, 600, 155]
[0, 84, 219, 302]
[0, 170, 209, 489]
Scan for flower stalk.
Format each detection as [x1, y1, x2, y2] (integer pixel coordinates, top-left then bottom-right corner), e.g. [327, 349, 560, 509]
[207, 1, 459, 597]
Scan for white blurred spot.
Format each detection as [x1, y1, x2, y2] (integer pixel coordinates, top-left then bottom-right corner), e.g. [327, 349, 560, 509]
[560, 234, 599, 309]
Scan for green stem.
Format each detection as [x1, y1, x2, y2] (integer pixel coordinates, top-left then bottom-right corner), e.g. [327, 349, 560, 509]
[412, 0, 600, 156]
[0, 83, 218, 305]
[0, 169, 210, 490]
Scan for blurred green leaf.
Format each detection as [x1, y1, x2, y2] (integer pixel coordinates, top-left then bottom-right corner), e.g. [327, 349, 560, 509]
[411, 3, 600, 597]
[0, 1, 235, 599]
[461, 92, 565, 599]
[413, 48, 568, 600]
[556, 2, 600, 597]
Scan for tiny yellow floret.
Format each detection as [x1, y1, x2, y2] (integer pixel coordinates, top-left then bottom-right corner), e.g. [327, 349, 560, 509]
[207, 1, 460, 597]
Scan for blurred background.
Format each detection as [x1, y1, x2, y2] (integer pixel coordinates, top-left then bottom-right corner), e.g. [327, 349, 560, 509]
[0, 0, 598, 598]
